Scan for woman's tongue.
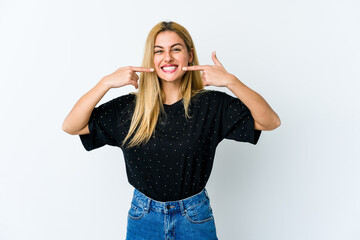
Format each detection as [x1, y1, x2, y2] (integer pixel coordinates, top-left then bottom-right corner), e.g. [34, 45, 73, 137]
[162, 65, 178, 73]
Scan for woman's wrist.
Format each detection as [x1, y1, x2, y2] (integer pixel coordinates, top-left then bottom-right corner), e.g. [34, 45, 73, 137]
[226, 75, 243, 89]
[98, 77, 112, 91]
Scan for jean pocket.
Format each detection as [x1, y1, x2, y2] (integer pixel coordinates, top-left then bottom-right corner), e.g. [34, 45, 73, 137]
[128, 201, 145, 220]
[185, 198, 214, 224]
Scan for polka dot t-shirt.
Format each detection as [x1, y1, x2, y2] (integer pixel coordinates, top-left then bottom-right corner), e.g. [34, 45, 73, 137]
[79, 89, 261, 201]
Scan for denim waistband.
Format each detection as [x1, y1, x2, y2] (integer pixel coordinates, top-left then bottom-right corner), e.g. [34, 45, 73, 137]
[131, 188, 210, 216]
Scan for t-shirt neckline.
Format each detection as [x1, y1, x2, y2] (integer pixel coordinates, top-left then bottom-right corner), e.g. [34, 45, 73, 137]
[163, 98, 183, 108]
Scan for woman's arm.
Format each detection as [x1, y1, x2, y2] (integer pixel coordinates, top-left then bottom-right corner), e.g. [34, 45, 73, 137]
[226, 76, 281, 131]
[183, 51, 280, 131]
[62, 79, 110, 135]
[62, 66, 154, 135]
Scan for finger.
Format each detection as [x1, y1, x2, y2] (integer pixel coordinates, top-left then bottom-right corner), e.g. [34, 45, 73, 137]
[131, 80, 138, 89]
[130, 73, 139, 82]
[131, 66, 154, 72]
[183, 65, 207, 71]
[211, 51, 223, 67]
[201, 72, 206, 79]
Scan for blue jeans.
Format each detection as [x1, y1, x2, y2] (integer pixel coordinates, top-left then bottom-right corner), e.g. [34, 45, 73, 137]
[126, 187, 218, 240]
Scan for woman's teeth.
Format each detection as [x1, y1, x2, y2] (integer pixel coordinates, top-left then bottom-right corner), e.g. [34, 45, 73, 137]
[162, 66, 177, 71]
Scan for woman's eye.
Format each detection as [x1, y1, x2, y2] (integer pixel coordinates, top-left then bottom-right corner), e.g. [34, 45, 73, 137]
[154, 49, 181, 54]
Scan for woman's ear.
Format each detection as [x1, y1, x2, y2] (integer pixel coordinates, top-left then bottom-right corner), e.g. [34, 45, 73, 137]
[189, 48, 194, 63]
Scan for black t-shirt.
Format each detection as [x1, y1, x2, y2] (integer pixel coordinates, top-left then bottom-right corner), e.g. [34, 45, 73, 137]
[79, 89, 261, 201]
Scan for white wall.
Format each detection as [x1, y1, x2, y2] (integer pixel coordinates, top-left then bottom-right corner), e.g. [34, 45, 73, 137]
[1, 0, 359, 239]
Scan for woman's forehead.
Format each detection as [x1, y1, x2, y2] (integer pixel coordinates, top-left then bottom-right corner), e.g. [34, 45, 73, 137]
[154, 31, 185, 47]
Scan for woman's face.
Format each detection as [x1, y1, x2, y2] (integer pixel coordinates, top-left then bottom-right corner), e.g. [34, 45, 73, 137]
[153, 31, 193, 84]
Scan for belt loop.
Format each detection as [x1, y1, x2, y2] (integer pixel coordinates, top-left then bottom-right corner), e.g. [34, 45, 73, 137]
[145, 198, 151, 213]
[179, 200, 187, 216]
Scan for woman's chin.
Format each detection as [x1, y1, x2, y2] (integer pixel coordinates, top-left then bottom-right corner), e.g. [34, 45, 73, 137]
[159, 76, 183, 83]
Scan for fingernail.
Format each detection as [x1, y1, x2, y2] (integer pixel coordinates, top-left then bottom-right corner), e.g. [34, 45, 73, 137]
[214, 51, 216, 55]
[150, 68, 154, 71]
[182, 67, 187, 71]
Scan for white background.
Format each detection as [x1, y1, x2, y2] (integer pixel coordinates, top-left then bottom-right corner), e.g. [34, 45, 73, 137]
[1, 0, 359, 239]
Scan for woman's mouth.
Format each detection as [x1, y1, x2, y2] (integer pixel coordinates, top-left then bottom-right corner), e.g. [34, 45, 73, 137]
[161, 65, 178, 73]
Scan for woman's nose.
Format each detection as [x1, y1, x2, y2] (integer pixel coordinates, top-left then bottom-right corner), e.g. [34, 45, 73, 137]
[164, 51, 173, 61]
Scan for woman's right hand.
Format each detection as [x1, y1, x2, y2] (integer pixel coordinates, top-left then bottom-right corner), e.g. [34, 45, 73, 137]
[100, 66, 154, 89]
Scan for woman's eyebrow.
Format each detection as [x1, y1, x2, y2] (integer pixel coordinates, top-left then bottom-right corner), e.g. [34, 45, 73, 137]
[154, 43, 183, 48]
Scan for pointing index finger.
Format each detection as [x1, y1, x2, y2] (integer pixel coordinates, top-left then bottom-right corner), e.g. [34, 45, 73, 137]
[131, 66, 154, 72]
[183, 65, 207, 71]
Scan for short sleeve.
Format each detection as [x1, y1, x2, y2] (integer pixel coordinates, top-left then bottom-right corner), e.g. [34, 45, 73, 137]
[218, 92, 261, 144]
[79, 94, 135, 151]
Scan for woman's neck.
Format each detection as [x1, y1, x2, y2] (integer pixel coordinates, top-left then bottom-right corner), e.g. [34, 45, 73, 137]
[161, 80, 182, 105]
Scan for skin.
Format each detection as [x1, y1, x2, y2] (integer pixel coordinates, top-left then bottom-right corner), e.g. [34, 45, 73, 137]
[153, 30, 280, 130]
[62, 67, 154, 135]
[63, 30, 280, 136]
[153, 31, 193, 105]
[183, 51, 281, 130]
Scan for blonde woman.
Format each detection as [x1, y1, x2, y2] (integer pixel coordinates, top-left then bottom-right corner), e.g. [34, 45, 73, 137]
[62, 21, 280, 240]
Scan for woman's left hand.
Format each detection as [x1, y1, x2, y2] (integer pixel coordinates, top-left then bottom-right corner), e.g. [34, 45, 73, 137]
[183, 51, 237, 88]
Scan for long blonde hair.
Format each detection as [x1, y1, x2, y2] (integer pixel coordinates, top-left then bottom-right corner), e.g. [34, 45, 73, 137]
[121, 21, 206, 149]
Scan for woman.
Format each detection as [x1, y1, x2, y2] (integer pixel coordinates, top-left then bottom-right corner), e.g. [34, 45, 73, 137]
[62, 21, 280, 240]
